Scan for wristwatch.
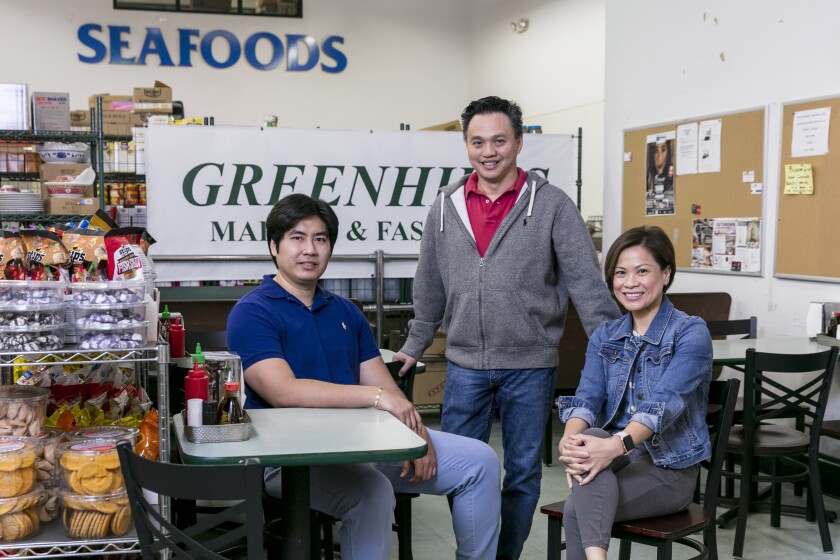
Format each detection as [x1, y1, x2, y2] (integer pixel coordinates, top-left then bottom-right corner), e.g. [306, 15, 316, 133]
[614, 431, 635, 454]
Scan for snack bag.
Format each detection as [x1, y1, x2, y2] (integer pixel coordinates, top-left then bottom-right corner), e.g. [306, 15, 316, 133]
[20, 230, 69, 281]
[136, 408, 159, 460]
[63, 228, 108, 282]
[0, 230, 26, 280]
[104, 227, 145, 282]
[89, 208, 119, 232]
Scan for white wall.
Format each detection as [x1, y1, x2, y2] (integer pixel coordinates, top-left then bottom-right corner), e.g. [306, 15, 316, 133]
[604, 0, 840, 336]
[469, 0, 606, 219]
[0, 0, 471, 130]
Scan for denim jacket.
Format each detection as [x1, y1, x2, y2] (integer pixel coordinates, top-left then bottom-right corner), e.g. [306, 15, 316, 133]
[558, 296, 712, 469]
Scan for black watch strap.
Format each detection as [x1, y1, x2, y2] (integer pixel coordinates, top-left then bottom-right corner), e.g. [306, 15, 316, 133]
[614, 431, 634, 454]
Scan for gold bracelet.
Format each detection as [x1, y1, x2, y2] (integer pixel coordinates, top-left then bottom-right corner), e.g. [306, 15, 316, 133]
[373, 386, 383, 409]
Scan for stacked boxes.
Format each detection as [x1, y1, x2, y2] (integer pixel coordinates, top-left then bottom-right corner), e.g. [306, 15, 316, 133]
[39, 163, 100, 215]
[32, 92, 71, 132]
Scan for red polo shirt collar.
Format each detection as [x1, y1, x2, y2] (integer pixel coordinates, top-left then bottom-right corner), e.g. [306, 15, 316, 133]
[464, 168, 527, 257]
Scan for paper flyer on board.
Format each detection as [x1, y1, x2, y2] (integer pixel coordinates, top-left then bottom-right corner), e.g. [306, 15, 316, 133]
[698, 119, 722, 173]
[645, 131, 676, 216]
[692, 217, 760, 273]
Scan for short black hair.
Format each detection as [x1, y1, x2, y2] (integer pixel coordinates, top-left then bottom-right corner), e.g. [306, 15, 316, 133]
[604, 226, 676, 293]
[265, 194, 339, 258]
[460, 96, 523, 142]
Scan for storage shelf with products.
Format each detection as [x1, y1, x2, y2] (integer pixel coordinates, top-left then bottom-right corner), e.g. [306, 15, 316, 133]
[0, 343, 169, 557]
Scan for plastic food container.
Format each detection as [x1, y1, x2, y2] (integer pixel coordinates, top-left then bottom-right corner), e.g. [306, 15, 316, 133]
[0, 484, 43, 541]
[0, 280, 66, 309]
[3, 427, 64, 482]
[0, 386, 50, 438]
[69, 281, 145, 306]
[0, 305, 64, 329]
[60, 488, 131, 539]
[0, 323, 65, 352]
[72, 302, 147, 328]
[68, 426, 139, 447]
[0, 439, 38, 498]
[77, 322, 149, 350]
[56, 440, 124, 495]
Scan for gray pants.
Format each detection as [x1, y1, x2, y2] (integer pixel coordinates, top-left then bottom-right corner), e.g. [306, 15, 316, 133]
[563, 428, 698, 560]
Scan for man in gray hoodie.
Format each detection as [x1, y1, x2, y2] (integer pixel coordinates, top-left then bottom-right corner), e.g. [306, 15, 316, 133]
[393, 96, 619, 560]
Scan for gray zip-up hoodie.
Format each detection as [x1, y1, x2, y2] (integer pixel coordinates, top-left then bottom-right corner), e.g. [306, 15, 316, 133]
[400, 170, 620, 370]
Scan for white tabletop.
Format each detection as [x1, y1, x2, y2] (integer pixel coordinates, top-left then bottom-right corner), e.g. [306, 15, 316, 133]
[174, 407, 427, 467]
[712, 337, 830, 365]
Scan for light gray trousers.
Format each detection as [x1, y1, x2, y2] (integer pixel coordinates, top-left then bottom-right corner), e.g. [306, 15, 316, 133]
[562, 428, 698, 560]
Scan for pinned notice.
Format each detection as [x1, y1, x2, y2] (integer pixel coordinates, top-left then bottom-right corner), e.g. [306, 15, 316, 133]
[784, 163, 814, 195]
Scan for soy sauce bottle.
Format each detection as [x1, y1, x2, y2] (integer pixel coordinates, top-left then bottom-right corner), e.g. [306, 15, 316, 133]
[216, 381, 243, 425]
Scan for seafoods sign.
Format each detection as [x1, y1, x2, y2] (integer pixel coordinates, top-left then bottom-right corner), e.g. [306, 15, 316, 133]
[146, 126, 575, 280]
[77, 24, 347, 72]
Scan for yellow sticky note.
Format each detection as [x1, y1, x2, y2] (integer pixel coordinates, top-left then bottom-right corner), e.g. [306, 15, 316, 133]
[784, 163, 814, 195]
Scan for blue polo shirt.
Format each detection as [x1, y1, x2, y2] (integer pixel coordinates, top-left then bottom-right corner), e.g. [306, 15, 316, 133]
[226, 275, 381, 409]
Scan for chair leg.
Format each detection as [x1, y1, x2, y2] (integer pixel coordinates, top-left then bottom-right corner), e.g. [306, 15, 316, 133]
[618, 540, 631, 560]
[546, 516, 564, 560]
[394, 498, 414, 560]
[725, 455, 735, 498]
[656, 541, 672, 560]
[770, 459, 781, 528]
[705, 521, 719, 560]
[732, 451, 753, 558]
[809, 449, 834, 553]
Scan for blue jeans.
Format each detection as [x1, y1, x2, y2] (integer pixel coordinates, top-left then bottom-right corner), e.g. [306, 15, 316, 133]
[441, 362, 556, 560]
[264, 428, 500, 560]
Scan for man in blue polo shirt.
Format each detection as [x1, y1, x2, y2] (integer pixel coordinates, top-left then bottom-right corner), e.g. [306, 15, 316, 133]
[227, 194, 501, 560]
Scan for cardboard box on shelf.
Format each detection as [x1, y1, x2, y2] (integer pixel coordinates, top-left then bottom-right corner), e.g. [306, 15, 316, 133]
[412, 360, 447, 406]
[133, 81, 173, 114]
[421, 120, 461, 132]
[32, 92, 70, 131]
[88, 95, 132, 112]
[39, 163, 92, 184]
[70, 110, 90, 129]
[45, 197, 100, 215]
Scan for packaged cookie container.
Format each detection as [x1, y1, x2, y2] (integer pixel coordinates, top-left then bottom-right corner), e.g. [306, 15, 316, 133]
[68, 426, 139, 447]
[0, 305, 64, 329]
[0, 323, 65, 352]
[69, 281, 145, 307]
[0, 484, 44, 541]
[0, 439, 38, 498]
[56, 440, 124, 495]
[76, 322, 149, 350]
[60, 488, 131, 539]
[0, 280, 65, 309]
[4, 427, 64, 483]
[72, 302, 147, 328]
[0, 386, 50, 438]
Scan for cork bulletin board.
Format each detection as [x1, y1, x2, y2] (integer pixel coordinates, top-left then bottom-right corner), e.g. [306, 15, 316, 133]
[777, 97, 840, 282]
[621, 108, 765, 273]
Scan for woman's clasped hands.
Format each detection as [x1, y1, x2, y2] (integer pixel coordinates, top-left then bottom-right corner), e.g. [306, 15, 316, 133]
[558, 433, 623, 488]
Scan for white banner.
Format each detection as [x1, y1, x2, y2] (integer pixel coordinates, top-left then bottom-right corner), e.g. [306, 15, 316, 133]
[146, 126, 576, 280]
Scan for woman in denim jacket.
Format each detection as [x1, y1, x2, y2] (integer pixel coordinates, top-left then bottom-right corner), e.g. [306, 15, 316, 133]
[557, 226, 712, 560]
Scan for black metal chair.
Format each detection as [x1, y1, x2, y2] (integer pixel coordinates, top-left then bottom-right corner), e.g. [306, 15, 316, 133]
[540, 378, 740, 560]
[117, 441, 264, 560]
[718, 346, 840, 558]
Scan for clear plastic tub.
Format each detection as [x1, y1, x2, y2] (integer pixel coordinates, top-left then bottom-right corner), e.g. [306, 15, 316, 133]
[0, 484, 43, 541]
[72, 302, 146, 328]
[0, 439, 38, 497]
[0, 386, 50, 438]
[60, 488, 131, 538]
[40, 478, 60, 523]
[0, 280, 65, 309]
[68, 426, 139, 447]
[69, 281, 145, 306]
[3, 427, 64, 482]
[56, 440, 124, 495]
[76, 322, 149, 350]
[0, 323, 65, 352]
[0, 305, 65, 329]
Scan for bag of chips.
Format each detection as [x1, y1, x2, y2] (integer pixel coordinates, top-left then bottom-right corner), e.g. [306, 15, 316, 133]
[0, 230, 26, 280]
[20, 230, 69, 281]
